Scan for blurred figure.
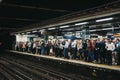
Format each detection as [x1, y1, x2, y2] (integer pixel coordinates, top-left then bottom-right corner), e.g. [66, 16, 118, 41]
[28, 41, 32, 53]
[32, 42, 36, 54]
[63, 40, 69, 59]
[46, 41, 52, 55]
[77, 40, 83, 60]
[94, 39, 100, 63]
[106, 39, 115, 65]
[59, 41, 64, 57]
[54, 40, 59, 57]
[25, 41, 29, 52]
[22, 42, 26, 52]
[41, 40, 46, 55]
[86, 39, 91, 62]
[15, 42, 19, 51]
[114, 39, 120, 65]
[99, 39, 106, 64]
[70, 40, 77, 59]
[82, 40, 87, 61]
[89, 39, 95, 62]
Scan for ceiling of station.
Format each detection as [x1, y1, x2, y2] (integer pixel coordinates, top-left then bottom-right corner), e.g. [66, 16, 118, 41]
[0, 0, 117, 34]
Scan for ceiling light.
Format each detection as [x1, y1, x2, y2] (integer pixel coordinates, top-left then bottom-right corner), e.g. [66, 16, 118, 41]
[89, 30, 97, 32]
[27, 32, 31, 34]
[90, 27, 114, 32]
[96, 17, 113, 22]
[48, 27, 55, 30]
[32, 30, 37, 33]
[102, 28, 113, 30]
[60, 25, 69, 28]
[39, 29, 45, 31]
[75, 22, 88, 26]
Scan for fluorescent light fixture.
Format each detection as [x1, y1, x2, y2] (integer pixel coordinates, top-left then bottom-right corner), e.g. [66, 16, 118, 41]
[89, 30, 97, 32]
[39, 29, 45, 31]
[102, 28, 113, 30]
[26, 32, 31, 34]
[60, 25, 69, 28]
[32, 30, 37, 33]
[48, 27, 55, 30]
[90, 27, 114, 31]
[96, 17, 113, 22]
[75, 22, 88, 26]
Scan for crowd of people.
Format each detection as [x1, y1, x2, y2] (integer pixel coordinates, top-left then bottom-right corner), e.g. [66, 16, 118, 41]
[15, 38, 120, 65]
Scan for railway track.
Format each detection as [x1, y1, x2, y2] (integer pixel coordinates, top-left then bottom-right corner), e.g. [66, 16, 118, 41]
[1, 52, 120, 80]
[7, 57, 85, 80]
[0, 59, 39, 80]
[0, 54, 84, 80]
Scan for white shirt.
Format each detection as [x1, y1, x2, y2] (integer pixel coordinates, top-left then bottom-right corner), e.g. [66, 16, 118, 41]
[106, 42, 115, 51]
[59, 43, 63, 49]
[64, 41, 69, 48]
[77, 43, 82, 50]
[71, 41, 76, 48]
[33, 43, 36, 48]
[28, 42, 31, 47]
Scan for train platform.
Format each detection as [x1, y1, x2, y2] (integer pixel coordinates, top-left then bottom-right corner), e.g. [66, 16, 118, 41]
[8, 50, 120, 72]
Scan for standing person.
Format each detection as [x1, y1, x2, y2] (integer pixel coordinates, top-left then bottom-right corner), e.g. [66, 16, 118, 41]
[30, 41, 33, 53]
[46, 41, 52, 55]
[89, 39, 95, 62]
[32, 42, 36, 54]
[71, 40, 77, 59]
[28, 41, 31, 53]
[25, 41, 29, 52]
[41, 40, 45, 55]
[115, 39, 120, 65]
[54, 40, 59, 57]
[19, 42, 23, 51]
[99, 39, 106, 64]
[22, 42, 26, 52]
[59, 41, 64, 57]
[38, 41, 41, 54]
[86, 39, 91, 62]
[77, 40, 83, 60]
[94, 39, 100, 63]
[49, 41, 54, 56]
[82, 40, 87, 61]
[35, 41, 39, 54]
[106, 39, 115, 65]
[52, 41, 55, 55]
[15, 42, 19, 51]
[63, 40, 69, 59]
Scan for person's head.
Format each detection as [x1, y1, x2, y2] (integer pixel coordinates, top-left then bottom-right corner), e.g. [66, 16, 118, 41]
[65, 39, 68, 42]
[116, 39, 120, 42]
[107, 38, 111, 43]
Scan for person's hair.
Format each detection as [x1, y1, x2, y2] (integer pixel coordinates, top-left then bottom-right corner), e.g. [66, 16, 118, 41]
[117, 39, 120, 41]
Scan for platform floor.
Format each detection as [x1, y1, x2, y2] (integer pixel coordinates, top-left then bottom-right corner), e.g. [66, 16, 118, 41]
[8, 50, 120, 71]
